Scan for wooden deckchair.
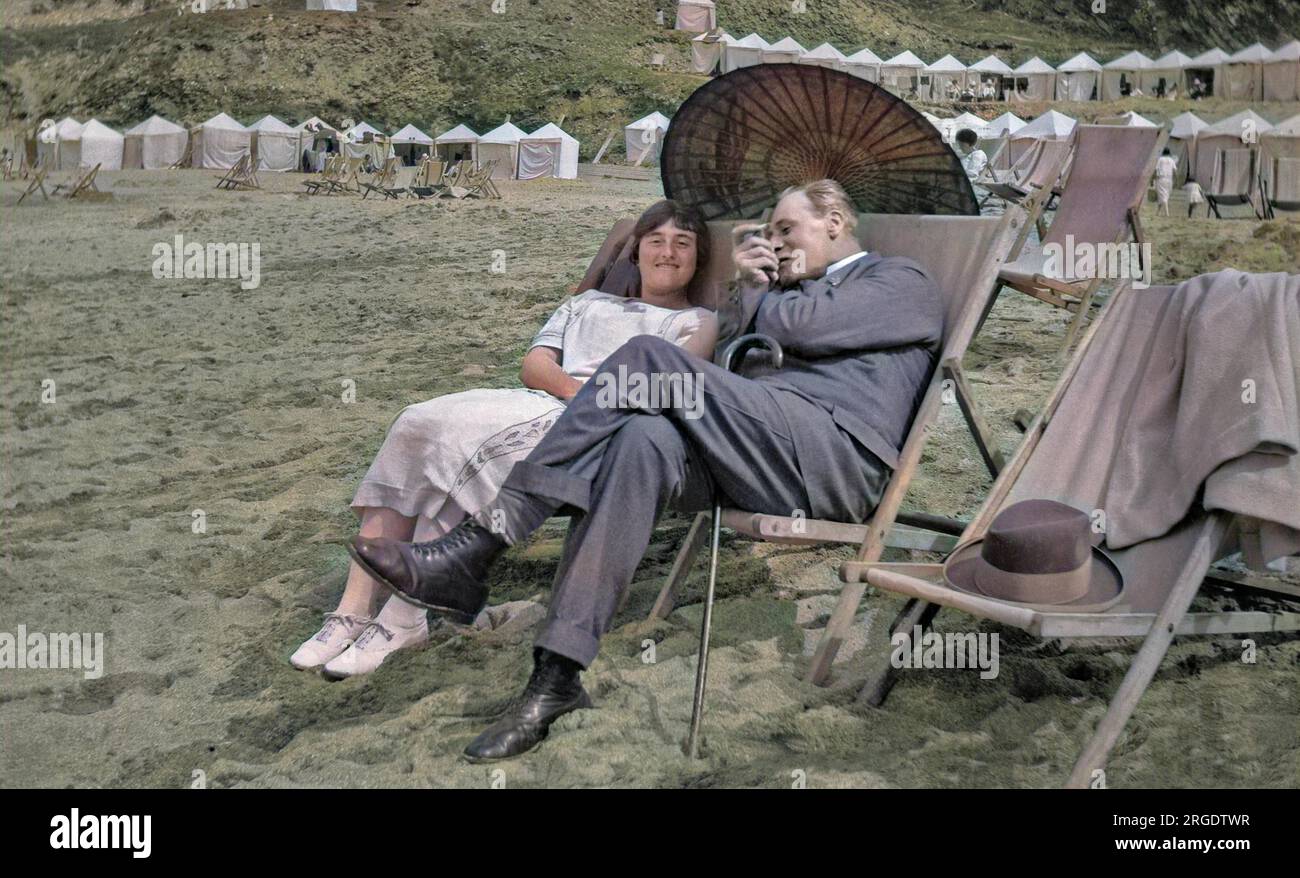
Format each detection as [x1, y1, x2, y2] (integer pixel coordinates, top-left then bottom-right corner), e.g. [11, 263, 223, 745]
[215, 154, 260, 190]
[458, 160, 502, 199]
[360, 156, 402, 199]
[842, 278, 1300, 788]
[1205, 147, 1261, 218]
[17, 166, 49, 204]
[981, 138, 1072, 207]
[51, 163, 102, 198]
[1262, 156, 1300, 216]
[408, 158, 447, 198]
[603, 210, 1027, 688]
[302, 155, 342, 195]
[993, 124, 1167, 352]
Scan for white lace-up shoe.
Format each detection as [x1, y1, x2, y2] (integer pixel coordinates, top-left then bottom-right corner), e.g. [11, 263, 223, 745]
[290, 612, 371, 670]
[321, 617, 429, 679]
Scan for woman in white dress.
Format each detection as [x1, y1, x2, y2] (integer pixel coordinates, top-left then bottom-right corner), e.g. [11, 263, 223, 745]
[292, 201, 719, 676]
[1153, 147, 1178, 217]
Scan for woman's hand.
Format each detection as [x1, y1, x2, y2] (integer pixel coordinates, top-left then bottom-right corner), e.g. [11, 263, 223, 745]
[521, 346, 583, 401]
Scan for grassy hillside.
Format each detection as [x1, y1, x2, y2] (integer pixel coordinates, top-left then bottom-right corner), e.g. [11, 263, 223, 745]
[2, 0, 1298, 159]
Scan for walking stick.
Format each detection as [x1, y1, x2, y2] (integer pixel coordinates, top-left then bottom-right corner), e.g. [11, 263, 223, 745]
[687, 333, 783, 758]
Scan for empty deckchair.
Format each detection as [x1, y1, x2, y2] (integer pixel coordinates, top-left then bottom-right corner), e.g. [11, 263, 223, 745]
[408, 158, 447, 198]
[994, 124, 1167, 352]
[458, 160, 502, 199]
[597, 211, 1027, 691]
[1263, 156, 1300, 215]
[360, 156, 402, 199]
[980, 137, 1072, 207]
[51, 163, 102, 198]
[841, 276, 1300, 788]
[1205, 147, 1261, 218]
[302, 155, 343, 195]
[215, 154, 249, 189]
[17, 166, 49, 204]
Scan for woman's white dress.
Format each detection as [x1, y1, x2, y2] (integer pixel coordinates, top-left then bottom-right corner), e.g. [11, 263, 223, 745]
[1154, 154, 1177, 205]
[351, 290, 712, 522]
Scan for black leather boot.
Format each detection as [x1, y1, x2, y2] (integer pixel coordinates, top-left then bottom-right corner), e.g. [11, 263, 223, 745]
[348, 519, 507, 624]
[463, 649, 592, 762]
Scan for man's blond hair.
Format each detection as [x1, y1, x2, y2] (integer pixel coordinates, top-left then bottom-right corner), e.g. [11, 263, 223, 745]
[778, 179, 858, 231]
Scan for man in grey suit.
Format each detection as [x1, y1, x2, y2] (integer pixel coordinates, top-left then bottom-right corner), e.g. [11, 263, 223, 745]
[349, 179, 943, 761]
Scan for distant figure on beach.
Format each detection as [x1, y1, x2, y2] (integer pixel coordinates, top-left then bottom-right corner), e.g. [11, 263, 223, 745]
[1153, 147, 1177, 217]
[290, 200, 718, 677]
[955, 128, 987, 181]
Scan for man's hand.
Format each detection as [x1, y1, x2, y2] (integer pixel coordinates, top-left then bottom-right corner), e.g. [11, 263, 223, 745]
[731, 223, 778, 286]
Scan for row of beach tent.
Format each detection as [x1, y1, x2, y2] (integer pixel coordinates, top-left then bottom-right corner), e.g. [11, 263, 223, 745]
[930, 105, 1300, 191]
[690, 33, 1300, 102]
[32, 114, 582, 180]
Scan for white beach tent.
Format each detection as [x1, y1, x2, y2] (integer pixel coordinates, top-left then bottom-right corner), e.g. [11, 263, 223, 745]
[1263, 39, 1300, 102]
[950, 111, 988, 136]
[762, 36, 806, 64]
[625, 111, 671, 164]
[1148, 50, 1191, 97]
[1190, 109, 1273, 186]
[799, 43, 845, 70]
[1168, 110, 1209, 182]
[390, 123, 434, 165]
[124, 115, 188, 169]
[1011, 57, 1056, 100]
[842, 47, 882, 82]
[925, 54, 968, 100]
[969, 55, 1013, 99]
[691, 31, 733, 74]
[193, 112, 250, 170]
[38, 117, 83, 170]
[1185, 47, 1229, 97]
[518, 123, 579, 180]
[306, 0, 356, 10]
[77, 119, 124, 170]
[674, 0, 716, 33]
[983, 111, 1026, 137]
[880, 50, 926, 96]
[1055, 52, 1102, 100]
[344, 121, 384, 143]
[434, 123, 478, 165]
[1223, 42, 1270, 100]
[1101, 50, 1153, 100]
[248, 114, 302, 172]
[1097, 110, 1158, 127]
[724, 34, 769, 73]
[1009, 109, 1076, 163]
[478, 122, 527, 179]
[296, 117, 339, 171]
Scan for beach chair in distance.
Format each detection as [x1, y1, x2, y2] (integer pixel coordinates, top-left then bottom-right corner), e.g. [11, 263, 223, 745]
[51, 163, 102, 199]
[1262, 156, 1300, 217]
[360, 156, 402, 199]
[993, 124, 1167, 352]
[458, 160, 502, 199]
[1205, 147, 1261, 219]
[577, 210, 1028, 691]
[17, 165, 50, 204]
[214, 154, 250, 190]
[302, 155, 342, 195]
[979, 137, 1074, 242]
[841, 277, 1300, 787]
[409, 159, 447, 199]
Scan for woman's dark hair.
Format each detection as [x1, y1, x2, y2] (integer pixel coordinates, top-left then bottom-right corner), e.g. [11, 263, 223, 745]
[956, 128, 978, 147]
[627, 199, 711, 274]
[1162, 147, 1172, 156]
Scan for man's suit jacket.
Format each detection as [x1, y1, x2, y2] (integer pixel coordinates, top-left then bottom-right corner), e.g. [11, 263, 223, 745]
[717, 252, 944, 473]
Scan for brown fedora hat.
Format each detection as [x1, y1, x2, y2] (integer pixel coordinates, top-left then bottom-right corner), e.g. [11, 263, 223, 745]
[943, 499, 1124, 613]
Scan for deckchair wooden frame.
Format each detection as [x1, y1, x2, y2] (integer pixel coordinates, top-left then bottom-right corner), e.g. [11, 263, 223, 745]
[629, 209, 1028, 686]
[360, 156, 402, 199]
[458, 160, 502, 198]
[51, 163, 102, 199]
[993, 126, 1167, 354]
[1205, 146, 1264, 219]
[841, 278, 1300, 788]
[302, 155, 343, 195]
[17, 166, 49, 204]
[215, 153, 260, 190]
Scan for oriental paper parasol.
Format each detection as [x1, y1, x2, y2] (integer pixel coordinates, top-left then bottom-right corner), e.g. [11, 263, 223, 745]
[661, 64, 978, 218]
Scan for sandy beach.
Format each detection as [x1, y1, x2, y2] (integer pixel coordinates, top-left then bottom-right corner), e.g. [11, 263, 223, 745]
[1, 167, 1297, 788]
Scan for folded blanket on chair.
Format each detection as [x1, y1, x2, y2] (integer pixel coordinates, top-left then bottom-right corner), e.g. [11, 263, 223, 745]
[1102, 269, 1300, 560]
